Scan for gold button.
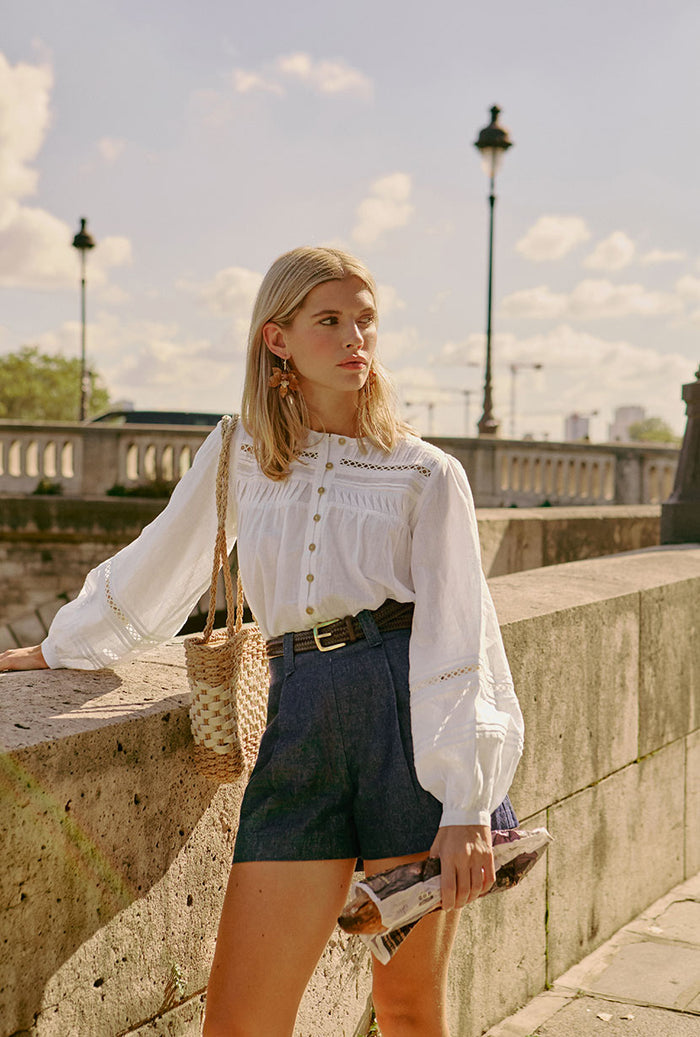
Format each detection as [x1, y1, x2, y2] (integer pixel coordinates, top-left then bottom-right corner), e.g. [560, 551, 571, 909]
[308, 543, 316, 551]
[317, 486, 325, 495]
[338, 437, 346, 445]
[313, 513, 321, 522]
[306, 606, 314, 615]
[325, 462, 333, 470]
[306, 573, 314, 582]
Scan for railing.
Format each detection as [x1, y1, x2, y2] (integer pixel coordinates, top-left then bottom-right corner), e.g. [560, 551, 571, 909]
[428, 436, 678, 507]
[0, 420, 679, 506]
[0, 421, 209, 496]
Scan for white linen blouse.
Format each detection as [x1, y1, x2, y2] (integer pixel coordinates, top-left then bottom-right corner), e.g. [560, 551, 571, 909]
[42, 420, 524, 828]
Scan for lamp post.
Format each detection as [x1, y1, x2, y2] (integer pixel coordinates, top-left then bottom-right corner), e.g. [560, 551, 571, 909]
[509, 362, 543, 438]
[71, 217, 96, 421]
[474, 106, 513, 436]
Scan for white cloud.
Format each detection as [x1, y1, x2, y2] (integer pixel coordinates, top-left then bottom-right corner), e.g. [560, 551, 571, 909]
[376, 283, 405, 318]
[232, 69, 283, 96]
[352, 173, 414, 247]
[231, 53, 372, 100]
[413, 325, 691, 439]
[274, 53, 372, 98]
[515, 216, 591, 262]
[583, 231, 636, 271]
[35, 312, 246, 412]
[675, 275, 700, 302]
[0, 52, 52, 215]
[0, 201, 132, 290]
[0, 53, 132, 292]
[97, 137, 126, 163]
[178, 265, 262, 316]
[640, 249, 686, 266]
[501, 279, 682, 320]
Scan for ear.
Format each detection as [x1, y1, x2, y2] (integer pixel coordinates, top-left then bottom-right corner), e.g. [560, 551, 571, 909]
[262, 322, 290, 361]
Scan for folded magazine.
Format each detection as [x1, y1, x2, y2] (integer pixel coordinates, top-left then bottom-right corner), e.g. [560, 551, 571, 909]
[338, 827, 552, 964]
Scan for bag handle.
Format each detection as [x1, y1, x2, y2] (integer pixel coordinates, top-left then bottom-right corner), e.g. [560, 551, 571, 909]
[201, 415, 242, 642]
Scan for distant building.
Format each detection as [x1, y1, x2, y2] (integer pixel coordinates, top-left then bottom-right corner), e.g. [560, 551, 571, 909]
[565, 413, 591, 441]
[609, 406, 645, 442]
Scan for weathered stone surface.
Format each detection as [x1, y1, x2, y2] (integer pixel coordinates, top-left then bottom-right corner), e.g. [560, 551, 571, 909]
[639, 578, 700, 756]
[502, 595, 639, 818]
[546, 743, 686, 982]
[687, 729, 700, 877]
[447, 810, 549, 1037]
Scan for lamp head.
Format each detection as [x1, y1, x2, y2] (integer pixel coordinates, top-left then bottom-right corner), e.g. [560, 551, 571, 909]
[72, 217, 96, 252]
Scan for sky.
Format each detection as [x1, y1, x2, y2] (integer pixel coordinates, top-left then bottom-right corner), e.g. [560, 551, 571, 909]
[2, 0, 699, 441]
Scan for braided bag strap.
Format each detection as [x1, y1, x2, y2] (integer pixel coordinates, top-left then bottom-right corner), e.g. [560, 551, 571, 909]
[201, 415, 241, 643]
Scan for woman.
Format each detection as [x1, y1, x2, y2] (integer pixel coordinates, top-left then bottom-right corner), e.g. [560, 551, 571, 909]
[0, 247, 524, 1037]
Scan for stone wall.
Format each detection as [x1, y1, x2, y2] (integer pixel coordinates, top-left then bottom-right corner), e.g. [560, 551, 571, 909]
[1, 545, 698, 1036]
[0, 497, 661, 628]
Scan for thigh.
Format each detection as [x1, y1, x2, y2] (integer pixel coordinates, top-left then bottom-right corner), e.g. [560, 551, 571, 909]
[204, 858, 356, 1037]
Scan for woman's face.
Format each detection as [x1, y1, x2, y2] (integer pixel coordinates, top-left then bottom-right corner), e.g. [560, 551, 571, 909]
[264, 275, 377, 402]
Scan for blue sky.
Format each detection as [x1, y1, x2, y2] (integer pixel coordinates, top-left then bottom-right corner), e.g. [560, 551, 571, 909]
[2, 0, 699, 439]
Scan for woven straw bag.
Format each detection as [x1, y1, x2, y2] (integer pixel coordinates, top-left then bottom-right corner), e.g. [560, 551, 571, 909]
[185, 415, 269, 782]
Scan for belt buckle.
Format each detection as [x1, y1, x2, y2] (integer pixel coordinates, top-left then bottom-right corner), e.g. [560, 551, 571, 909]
[312, 618, 346, 652]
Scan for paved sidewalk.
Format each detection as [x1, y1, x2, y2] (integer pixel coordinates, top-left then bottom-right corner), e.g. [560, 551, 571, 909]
[485, 872, 700, 1037]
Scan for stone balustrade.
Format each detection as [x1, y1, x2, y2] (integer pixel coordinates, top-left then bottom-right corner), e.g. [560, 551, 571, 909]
[0, 419, 678, 506]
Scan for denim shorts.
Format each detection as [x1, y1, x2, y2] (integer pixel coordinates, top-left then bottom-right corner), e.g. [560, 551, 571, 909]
[233, 609, 517, 863]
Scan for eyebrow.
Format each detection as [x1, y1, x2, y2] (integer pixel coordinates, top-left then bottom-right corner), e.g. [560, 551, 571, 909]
[309, 306, 376, 318]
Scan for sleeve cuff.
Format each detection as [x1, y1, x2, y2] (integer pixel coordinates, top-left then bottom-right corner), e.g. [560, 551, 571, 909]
[40, 637, 60, 669]
[439, 807, 492, 828]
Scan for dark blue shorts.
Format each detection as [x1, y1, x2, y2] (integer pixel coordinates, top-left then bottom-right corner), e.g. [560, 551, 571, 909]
[233, 610, 517, 863]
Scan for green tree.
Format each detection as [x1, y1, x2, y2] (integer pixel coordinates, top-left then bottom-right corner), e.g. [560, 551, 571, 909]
[627, 416, 681, 445]
[0, 345, 111, 421]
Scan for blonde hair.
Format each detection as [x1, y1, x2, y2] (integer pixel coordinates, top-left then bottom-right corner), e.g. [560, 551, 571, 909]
[241, 246, 412, 480]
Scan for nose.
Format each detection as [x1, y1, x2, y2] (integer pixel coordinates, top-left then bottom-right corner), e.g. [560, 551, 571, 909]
[345, 322, 365, 348]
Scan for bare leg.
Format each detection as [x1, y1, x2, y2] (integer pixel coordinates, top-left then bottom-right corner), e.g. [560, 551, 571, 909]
[365, 852, 460, 1037]
[203, 858, 356, 1037]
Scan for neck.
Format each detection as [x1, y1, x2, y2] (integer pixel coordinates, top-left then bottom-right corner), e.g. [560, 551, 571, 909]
[301, 384, 361, 437]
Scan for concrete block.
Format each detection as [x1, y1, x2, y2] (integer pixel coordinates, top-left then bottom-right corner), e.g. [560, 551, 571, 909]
[639, 580, 700, 756]
[478, 514, 543, 577]
[582, 938, 700, 1010]
[686, 729, 700, 877]
[502, 595, 639, 818]
[447, 811, 549, 1037]
[546, 743, 685, 982]
[7, 612, 47, 647]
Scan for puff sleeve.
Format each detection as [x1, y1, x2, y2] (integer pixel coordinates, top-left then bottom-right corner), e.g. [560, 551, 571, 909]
[408, 453, 524, 827]
[41, 421, 235, 669]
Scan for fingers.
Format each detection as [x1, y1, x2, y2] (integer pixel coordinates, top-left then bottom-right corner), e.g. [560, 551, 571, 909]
[0, 645, 48, 672]
[434, 831, 496, 911]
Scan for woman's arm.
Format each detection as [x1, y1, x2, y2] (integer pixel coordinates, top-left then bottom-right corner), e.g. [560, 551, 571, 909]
[6, 420, 237, 671]
[0, 644, 48, 671]
[409, 452, 524, 902]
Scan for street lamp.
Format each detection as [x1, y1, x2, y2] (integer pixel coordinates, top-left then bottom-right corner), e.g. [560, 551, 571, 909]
[71, 217, 96, 421]
[509, 362, 543, 438]
[474, 105, 513, 436]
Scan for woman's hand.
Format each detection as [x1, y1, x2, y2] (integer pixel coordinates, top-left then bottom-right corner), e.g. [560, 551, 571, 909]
[0, 645, 48, 672]
[429, 824, 495, 911]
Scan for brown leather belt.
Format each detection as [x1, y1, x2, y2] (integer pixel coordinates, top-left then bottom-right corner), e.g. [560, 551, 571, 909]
[266, 599, 414, 658]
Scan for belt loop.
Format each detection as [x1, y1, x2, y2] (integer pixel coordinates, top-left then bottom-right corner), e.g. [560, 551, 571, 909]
[283, 631, 296, 676]
[357, 609, 382, 647]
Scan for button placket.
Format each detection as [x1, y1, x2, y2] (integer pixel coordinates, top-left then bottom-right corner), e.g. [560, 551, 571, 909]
[302, 435, 337, 611]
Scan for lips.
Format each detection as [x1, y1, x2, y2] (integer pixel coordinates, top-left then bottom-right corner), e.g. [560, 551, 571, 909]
[338, 356, 368, 369]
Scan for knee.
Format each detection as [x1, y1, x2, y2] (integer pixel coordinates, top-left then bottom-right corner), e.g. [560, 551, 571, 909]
[372, 987, 438, 1036]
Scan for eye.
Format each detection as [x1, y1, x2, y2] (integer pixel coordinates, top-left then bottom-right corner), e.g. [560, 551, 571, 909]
[319, 316, 338, 325]
[359, 314, 376, 326]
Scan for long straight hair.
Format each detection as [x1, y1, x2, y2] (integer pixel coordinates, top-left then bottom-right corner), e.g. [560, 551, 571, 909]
[241, 246, 412, 480]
